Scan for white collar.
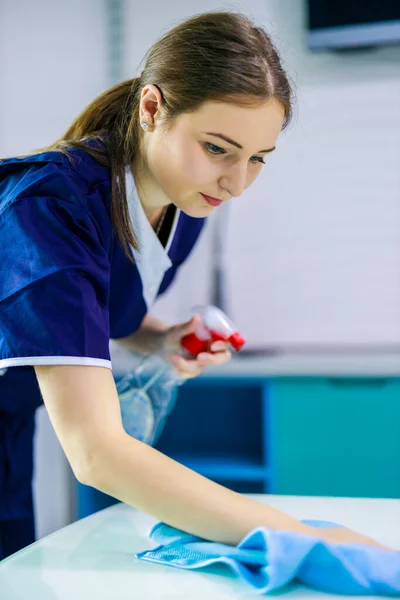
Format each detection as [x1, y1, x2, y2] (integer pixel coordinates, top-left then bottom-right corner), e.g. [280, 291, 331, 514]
[125, 168, 180, 308]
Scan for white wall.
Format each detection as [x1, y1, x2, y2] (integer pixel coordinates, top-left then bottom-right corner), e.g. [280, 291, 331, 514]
[223, 1, 400, 348]
[0, 0, 108, 155]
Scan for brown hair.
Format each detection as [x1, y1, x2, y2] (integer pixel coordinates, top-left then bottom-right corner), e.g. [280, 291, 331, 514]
[48, 11, 294, 257]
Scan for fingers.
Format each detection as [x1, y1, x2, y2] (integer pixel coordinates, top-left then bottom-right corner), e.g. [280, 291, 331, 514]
[165, 314, 203, 351]
[170, 355, 203, 379]
[197, 349, 232, 366]
[209, 340, 229, 352]
[178, 313, 202, 335]
[171, 346, 232, 379]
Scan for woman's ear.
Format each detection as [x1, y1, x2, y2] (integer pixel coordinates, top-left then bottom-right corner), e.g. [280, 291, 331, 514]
[140, 84, 164, 129]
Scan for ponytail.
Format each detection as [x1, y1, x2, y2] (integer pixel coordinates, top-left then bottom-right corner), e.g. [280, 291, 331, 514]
[51, 77, 143, 254]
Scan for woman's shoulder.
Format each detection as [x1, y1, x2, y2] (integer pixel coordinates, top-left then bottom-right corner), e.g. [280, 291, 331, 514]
[1, 141, 109, 190]
[0, 143, 111, 212]
[0, 146, 114, 301]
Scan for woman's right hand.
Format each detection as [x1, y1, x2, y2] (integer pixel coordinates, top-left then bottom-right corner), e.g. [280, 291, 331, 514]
[314, 525, 395, 553]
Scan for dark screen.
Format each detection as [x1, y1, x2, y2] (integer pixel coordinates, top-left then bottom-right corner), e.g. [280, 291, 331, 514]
[308, 0, 400, 30]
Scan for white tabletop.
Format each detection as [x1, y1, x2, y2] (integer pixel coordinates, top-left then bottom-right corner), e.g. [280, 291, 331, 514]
[1, 494, 399, 599]
[201, 352, 400, 378]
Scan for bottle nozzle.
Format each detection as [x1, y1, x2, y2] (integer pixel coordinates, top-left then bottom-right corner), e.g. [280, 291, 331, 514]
[228, 332, 246, 351]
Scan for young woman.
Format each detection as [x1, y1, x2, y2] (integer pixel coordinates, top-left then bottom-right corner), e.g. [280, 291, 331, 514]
[0, 11, 389, 559]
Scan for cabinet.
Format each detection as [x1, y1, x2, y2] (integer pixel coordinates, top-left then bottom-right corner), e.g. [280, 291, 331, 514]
[156, 377, 273, 493]
[273, 377, 400, 498]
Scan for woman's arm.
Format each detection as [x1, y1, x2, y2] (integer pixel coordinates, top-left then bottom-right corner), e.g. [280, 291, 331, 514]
[35, 365, 392, 550]
[114, 313, 169, 355]
[34, 364, 311, 544]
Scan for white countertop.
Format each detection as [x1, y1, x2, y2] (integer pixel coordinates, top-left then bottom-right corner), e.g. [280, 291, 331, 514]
[1, 494, 399, 599]
[201, 351, 400, 377]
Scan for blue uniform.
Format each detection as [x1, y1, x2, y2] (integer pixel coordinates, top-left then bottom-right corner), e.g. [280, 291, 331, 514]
[0, 146, 205, 557]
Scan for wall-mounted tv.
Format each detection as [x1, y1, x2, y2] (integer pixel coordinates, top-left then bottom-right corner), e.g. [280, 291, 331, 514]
[306, 0, 400, 51]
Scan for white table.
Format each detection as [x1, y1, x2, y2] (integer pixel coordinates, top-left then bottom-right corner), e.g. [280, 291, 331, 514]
[0, 495, 399, 599]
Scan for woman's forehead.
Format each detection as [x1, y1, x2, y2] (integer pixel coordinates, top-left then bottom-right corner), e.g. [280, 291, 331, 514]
[179, 99, 285, 149]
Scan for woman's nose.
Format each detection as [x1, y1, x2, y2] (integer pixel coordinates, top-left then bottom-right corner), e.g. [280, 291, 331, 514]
[219, 163, 248, 198]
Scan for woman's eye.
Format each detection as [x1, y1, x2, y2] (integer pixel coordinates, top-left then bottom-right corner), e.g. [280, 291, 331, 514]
[205, 142, 226, 155]
[250, 156, 266, 165]
[204, 142, 265, 165]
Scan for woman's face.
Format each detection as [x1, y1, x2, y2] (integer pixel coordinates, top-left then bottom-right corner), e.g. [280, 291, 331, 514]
[138, 88, 286, 217]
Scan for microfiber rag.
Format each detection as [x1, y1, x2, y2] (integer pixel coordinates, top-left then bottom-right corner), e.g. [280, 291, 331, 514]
[136, 520, 400, 595]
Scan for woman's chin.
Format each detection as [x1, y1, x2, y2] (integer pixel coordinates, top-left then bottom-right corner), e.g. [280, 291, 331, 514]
[187, 206, 215, 218]
[175, 201, 215, 218]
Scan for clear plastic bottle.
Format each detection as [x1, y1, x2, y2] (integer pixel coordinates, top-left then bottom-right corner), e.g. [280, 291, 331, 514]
[116, 305, 246, 444]
[116, 369, 155, 444]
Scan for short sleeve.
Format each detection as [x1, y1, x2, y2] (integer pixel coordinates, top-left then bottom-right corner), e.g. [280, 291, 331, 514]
[0, 162, 111, 370]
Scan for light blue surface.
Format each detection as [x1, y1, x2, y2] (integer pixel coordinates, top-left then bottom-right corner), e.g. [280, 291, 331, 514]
[137, 520, 400, 596]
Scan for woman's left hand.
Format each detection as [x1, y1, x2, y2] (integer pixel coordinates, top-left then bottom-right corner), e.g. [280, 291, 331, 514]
[163, 314, 232, 379]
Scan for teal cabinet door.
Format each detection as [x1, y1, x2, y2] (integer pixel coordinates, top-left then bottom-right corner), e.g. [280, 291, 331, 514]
[273, 377, 400, 498]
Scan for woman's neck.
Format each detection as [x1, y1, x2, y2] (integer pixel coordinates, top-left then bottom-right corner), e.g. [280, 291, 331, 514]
[130, 161, 171, 227]
[149, 206, 167, 231]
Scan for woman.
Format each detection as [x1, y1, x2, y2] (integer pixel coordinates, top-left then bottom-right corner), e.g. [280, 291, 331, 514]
[0, 11, 388, 559]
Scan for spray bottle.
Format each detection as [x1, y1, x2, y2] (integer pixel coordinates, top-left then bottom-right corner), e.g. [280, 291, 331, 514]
[116, 305, 246, 445]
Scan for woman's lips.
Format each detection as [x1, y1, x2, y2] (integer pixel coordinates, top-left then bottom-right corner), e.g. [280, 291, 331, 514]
[200, 193, 223, 207]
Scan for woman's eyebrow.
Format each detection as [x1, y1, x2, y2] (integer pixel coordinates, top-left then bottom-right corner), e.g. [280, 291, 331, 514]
[203, 132, 276, 153]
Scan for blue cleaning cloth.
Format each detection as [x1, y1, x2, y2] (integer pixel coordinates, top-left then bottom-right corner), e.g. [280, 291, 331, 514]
[136, 520, 400, 595]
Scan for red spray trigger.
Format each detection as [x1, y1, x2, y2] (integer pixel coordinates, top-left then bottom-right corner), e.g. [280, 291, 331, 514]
[180, 333, 209, 356]
[180, 306, 246, 357]
[228, 332, 246, 351]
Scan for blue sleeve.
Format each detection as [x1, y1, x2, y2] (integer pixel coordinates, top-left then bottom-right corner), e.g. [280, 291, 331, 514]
[0, 162, 111, 370]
